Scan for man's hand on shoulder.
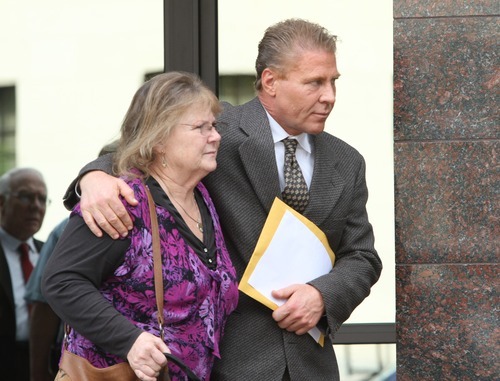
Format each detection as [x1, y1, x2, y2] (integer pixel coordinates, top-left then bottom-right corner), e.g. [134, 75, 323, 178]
[79, 171, 137, 239]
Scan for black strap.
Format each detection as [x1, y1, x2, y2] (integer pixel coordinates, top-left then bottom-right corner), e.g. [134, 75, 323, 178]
[164, 353, 201, 381]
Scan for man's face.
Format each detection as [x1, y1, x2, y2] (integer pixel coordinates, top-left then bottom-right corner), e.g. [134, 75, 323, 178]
[267, 49, 340, 136]
[0, 171, 47, 241]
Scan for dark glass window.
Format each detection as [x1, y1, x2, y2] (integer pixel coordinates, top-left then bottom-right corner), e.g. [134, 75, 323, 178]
[0, 86, 16, 174]
[219, 75, 255, 105]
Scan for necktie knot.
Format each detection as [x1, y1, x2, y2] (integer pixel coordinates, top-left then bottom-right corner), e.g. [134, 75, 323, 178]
[282, 138, 309, 213]
[283, 138, 298, 154]
[18, 243, 33, 283]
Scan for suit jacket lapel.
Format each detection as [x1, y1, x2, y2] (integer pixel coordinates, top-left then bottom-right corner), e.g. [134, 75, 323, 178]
[306, 134, 345, 226]
[0, 239, 43, 311]
[238, 99, 281, 211]
[34, 238, 43, 253]
[0, 246, 14, 309]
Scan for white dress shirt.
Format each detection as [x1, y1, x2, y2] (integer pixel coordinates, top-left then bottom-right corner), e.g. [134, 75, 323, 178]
[266, 111, 314, 192]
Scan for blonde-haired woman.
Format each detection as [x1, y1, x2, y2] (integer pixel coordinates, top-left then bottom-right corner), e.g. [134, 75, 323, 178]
[43, 72, 238, 381]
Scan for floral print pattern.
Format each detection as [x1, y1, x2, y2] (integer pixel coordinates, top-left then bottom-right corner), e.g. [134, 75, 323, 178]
[66, 179, 238, 381]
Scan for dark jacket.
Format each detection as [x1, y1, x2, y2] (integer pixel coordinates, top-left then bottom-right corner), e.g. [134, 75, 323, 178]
[0, 238, 43, 378]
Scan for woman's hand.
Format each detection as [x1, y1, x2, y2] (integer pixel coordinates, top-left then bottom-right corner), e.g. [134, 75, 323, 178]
[127, 332, 170, 381]
[79, 171, 137, 239]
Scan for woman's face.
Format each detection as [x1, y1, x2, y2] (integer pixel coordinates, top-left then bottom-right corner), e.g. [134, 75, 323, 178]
[160, 104, 221, 180]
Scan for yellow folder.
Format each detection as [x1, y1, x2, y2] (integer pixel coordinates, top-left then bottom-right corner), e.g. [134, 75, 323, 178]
[239, 197, 336, 346]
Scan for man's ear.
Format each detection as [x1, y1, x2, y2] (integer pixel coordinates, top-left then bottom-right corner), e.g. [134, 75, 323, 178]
[260, 68, 278, 97]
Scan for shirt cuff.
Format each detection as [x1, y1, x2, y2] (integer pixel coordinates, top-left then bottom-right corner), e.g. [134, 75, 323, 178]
[74, 180, 81, 199]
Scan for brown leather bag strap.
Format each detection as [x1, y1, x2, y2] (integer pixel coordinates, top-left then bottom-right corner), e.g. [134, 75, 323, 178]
[145, 185, 201, 381]
[145, 185, 165, 338]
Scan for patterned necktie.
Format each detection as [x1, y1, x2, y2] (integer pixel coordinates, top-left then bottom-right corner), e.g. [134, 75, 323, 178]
[282, 138, 309, 213]
[18, 243, 33, 284]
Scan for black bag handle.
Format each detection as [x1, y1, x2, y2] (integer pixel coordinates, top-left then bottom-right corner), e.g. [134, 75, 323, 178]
[164, 352, 201, 381]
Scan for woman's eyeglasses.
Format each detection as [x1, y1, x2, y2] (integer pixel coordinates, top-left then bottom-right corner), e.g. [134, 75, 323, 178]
[180, 121, 227, 136]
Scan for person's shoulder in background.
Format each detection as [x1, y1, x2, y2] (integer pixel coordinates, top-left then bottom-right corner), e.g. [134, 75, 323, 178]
[25, 217, 69, 304]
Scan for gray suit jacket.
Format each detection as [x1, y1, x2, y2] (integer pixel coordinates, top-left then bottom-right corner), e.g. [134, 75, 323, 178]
[64, 97, 382, 381]
[204, 98, 382, 380]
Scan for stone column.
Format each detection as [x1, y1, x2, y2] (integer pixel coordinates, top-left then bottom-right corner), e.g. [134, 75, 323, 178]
[394, 1, 499, 380]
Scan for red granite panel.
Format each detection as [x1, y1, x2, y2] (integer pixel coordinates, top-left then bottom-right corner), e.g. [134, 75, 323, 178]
[396, 264, 499, 380]
[394, 17, 499, 141]
[395, 141, 499, 264]
[394, 0, 499, 18]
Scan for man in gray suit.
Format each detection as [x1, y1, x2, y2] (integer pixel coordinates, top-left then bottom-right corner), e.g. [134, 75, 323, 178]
[64, 19, 382, 380]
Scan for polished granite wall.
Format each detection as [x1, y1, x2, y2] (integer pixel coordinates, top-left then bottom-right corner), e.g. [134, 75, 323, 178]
[393, 1, 499, 380]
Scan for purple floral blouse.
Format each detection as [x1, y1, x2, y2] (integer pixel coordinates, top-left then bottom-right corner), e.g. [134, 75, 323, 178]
[64, 178, 238, 380]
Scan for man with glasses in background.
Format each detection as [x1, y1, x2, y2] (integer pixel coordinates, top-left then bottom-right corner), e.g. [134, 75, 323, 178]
[0, 167, 48, 381]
